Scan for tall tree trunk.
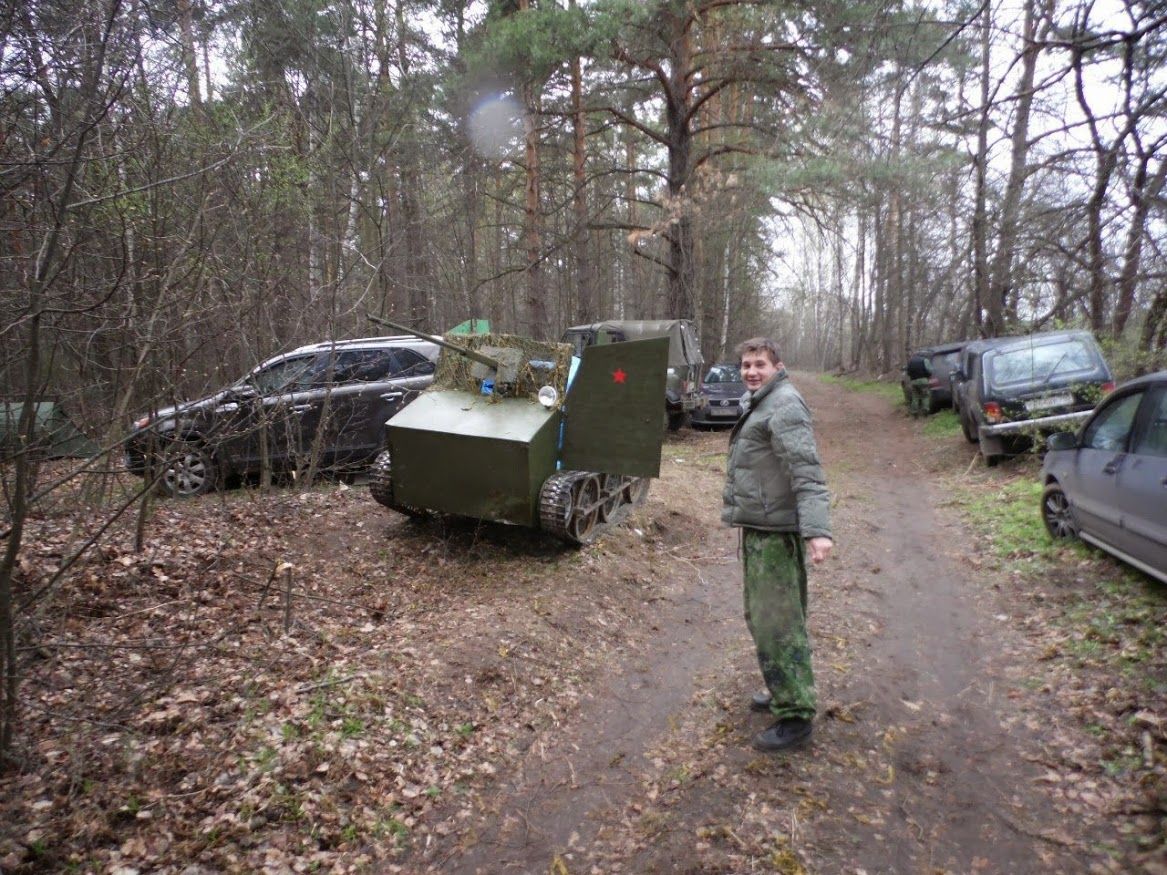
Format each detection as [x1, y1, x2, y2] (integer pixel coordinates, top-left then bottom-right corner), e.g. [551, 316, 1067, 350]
[570, 48, 593, 323]
[985, 0, 1050, 335]
[971, 0, 992, 335]
[1074, 35, 1121, 336]
[514, 0, 547, 337]
[176, 0, 202, 108]
[396, 3, 430, 330]
[1113, 154, 1167, 337]
[664, 15, 695, 319]
[521, 81, 546, 337]
[1141, 288, 1167, 363]
[621, 114, 638, 319]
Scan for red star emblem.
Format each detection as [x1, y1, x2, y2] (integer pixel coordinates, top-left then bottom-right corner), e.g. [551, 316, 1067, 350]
[612, 368, 627, 384]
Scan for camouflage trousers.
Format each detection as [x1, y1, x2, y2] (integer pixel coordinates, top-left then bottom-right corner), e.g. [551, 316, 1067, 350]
[908, 378, 931, 417]
[742, 529, 816, 721]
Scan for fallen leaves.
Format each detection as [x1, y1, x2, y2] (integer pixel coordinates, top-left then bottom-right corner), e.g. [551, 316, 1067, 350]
[1, 477, 679, 872]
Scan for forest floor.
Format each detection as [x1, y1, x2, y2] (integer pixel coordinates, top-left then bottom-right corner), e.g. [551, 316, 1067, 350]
[1, 374, 1165, 874]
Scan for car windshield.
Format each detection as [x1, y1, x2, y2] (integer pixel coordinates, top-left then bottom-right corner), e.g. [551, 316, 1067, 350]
[561, 330, 591, 357]
[704, 365, 741, 384]
[987, 340, 1097, 388]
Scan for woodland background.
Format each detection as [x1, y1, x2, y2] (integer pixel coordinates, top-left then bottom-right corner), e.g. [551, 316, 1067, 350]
[1, 0, 1167, 757]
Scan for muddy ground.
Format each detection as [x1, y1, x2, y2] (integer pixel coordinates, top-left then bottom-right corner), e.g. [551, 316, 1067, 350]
[1, 373, 1164, 873]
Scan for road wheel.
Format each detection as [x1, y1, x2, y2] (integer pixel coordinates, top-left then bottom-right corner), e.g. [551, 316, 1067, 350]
[567, 475, 601, 543]
[667, 410, 690, 432]
[597, 474, 626, 522]
[623, 477, 650, 506]
[158, 442, 217, 498]
[1041, 482, 1077, 540]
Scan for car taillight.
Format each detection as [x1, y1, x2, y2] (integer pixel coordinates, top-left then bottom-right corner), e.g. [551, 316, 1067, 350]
[1101, 381, 1115, 395]
[134, 415, 151, 429]
[983, 402, 1003, 423]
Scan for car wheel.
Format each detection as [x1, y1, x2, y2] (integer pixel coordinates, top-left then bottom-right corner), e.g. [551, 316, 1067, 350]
[158, 441, 218, 498]
[667, 410, 690, 431]
[1041, 482, 1078, 540]
[961, 413, 978, 443]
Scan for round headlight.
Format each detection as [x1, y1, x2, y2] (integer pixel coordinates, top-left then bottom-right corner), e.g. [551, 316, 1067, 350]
[537, 386, 559, 408]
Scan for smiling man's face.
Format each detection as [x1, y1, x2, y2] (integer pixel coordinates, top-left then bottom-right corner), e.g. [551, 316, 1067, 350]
[740, 351, 780, 391]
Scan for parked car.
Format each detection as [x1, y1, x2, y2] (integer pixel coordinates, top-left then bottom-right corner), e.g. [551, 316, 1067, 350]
[561, 320, 705, 430]
[127, 335, 439, 497]
[962, 330, 1114, 465]
[950, 337, 1010, 428]
[900, 341, 966, 413]
[1040, 371, 1167, 584]
[692, 363, 745, 427]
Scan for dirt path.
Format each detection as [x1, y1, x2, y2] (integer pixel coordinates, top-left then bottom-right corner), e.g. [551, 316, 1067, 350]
[416, 372, 1101, 873]
[796, 374, 1088, 872]
[442, 528, 741, 873]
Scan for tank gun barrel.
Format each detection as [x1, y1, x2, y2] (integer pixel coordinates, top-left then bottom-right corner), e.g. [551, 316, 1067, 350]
[366, 313, 501, 371]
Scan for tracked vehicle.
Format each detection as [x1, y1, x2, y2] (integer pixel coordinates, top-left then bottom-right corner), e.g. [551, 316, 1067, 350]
[365, 316, 667, 544]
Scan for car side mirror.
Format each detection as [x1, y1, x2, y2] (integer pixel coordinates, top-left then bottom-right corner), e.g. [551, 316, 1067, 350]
[1045, 431, 1078, 452]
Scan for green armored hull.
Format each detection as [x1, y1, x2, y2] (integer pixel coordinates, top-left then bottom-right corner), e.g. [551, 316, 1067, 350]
[366, 318, 667, 544]
[388, 391, 559, 526]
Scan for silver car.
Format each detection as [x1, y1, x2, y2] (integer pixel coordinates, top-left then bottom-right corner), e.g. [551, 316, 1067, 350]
[1041, 371, 1167, 584]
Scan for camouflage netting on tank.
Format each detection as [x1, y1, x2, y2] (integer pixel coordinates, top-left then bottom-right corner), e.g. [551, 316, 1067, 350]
[431, 333, 573, 402]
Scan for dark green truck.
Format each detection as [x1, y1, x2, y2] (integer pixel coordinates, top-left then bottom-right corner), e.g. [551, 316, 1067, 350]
[561, 320, 705, 431]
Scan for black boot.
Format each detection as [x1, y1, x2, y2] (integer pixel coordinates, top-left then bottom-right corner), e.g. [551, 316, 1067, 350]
[753, 717, 812, 752]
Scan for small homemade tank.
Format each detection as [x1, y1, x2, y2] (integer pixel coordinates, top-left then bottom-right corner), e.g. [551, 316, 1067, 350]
[365, 316, 668, 544]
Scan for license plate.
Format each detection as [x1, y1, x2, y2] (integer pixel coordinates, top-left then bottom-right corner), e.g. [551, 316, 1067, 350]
[1025, 393, 1073, 412]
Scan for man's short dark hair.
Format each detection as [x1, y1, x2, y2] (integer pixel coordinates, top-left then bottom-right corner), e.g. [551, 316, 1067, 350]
[735, 337, 782, 365]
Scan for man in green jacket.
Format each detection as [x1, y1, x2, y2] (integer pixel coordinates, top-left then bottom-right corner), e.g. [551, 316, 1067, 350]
[722, 337, 833, 752]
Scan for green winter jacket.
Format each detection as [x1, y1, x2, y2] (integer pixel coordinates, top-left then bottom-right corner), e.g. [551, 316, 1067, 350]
[721, 370, 832, 539]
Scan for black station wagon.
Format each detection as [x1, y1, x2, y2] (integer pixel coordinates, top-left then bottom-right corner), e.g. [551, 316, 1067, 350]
[127, 335, 438, 496]
[963, 330, 1114, 466]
